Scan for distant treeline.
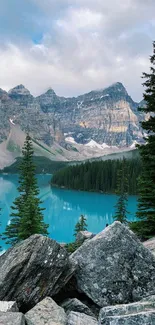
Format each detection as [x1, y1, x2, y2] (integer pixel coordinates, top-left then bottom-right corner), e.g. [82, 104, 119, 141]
[52, 158, 142, 195]
[1, 157, 68, 174]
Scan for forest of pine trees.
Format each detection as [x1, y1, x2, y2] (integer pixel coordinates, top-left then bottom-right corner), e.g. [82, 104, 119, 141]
[52, 158, 141, 195]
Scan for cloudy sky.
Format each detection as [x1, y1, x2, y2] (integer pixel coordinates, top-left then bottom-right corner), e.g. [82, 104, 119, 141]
[0, 0, 154, 101]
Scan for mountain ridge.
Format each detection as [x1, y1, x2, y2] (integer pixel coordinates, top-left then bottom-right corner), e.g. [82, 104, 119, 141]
[5, 82, 138, 101]
[0, 81, 145, 168]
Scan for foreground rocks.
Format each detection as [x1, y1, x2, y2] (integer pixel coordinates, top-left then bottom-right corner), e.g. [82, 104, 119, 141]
[0, 301, 18, 312]
[67, 311, 97, 325]
[1, 223, 155, 324]
[99, 311, 155, 324]
[99, 295, 155, 324]
[25, 297, 67, 325]
[0, 312, 25, 325]
[1, 296, 155, 324]
[61, 298, 95, 317]
[71, 222, 155, 307]
[0, 234, 76, 310]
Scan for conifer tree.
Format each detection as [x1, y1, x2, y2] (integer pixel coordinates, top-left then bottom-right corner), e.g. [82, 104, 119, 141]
[74, 214, 87, 238]
[4, 134, 48, 245]
[18, 189, 48, 240]
[66, 215, 88, 253]
[113, 158, 129, 223]
[131, 42, 155, 239]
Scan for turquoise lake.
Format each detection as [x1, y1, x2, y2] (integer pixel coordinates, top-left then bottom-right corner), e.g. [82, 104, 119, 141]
[0, 174, 138, 251]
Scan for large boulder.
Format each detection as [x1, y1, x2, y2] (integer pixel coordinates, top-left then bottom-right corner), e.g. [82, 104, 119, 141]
[0, 235, 76, 310]
[71, 222, 155, 307]
[61, 298, 95, 317]
[25, 297, 67, 325]
[67, 311, 97, 325]
[0, 312, 25, 325]
[0, 301, 18, 312]
[99, 296, 155, 324]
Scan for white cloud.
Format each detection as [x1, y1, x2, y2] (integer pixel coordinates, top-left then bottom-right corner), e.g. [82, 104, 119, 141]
[0, 0, 155, 101]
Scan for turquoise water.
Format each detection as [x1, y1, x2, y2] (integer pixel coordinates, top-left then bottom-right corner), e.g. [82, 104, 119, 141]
[0, 174, 138, 251]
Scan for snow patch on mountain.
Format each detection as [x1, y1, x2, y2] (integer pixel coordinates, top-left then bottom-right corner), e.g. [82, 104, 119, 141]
[9, 118, 15, 125]
[100, 94, 110, 99]
[85, 140, 110, 150]
[77, 101, 83, 109]
[64, 132, 74, 136]
[130, 140, 138, 149]
[65, 137, 77, 144]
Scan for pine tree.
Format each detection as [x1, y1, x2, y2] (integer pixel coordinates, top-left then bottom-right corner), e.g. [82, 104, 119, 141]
[131, 42, 155, 239]
[4, 134, 49, 245]
[113, 158, 129, 223]
[74, 215, 88, 238]
[18, 189, 48, 240]
[65, 215, 88, 253]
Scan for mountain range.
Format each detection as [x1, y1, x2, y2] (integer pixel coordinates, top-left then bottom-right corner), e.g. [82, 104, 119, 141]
[0, 82, 145, 168]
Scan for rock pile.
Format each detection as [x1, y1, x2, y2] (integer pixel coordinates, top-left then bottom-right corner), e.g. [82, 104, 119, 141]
[1, 222, 155, 324]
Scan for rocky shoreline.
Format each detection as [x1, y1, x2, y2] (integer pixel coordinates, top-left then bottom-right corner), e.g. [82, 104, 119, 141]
[0, 222, 155, 324]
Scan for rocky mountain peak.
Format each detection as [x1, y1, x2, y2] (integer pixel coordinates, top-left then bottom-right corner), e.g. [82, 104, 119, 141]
[8, 85, 34, 106]
[8, 84, 31, 96]
[102, 82, 128, 96]
[36, 88, 60, 113]
[45, 88, 56, 96]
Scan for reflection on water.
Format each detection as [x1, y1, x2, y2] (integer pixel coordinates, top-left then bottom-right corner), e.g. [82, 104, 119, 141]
[0, 174, 138, 250]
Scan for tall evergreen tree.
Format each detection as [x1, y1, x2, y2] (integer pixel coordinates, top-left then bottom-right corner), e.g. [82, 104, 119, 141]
[131, 42, 155, 239]
[4, 134, 48, 245]
[113, 158, 129, 223]
[74, 215, 88, 238]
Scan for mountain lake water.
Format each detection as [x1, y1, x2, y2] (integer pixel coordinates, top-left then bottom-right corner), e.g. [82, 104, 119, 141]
[0, 174, 138, 252]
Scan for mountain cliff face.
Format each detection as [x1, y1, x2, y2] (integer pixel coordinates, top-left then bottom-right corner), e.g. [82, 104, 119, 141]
[0, 85, 58, 146]
[0, 82, 144, 151]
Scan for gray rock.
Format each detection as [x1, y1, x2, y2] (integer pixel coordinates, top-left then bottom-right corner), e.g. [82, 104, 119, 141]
[0, 235, 76, 310]
[0, 312, 25, 325]
[71, 222, 155, 307]
[142, 295, 155, 302]
[67, 311, 97, 325]
[61, 298, 95, 317]
[99, 299, 155, 318]
[143, 237, 155, 256]
[0, 301, 18, 312]
[99, 297, 155, 324]
[76, 231, 94, 243]
[99, 311, 155, 325]
[25, 297, 67, 325]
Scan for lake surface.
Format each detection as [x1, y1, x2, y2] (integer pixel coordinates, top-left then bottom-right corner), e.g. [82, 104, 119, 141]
[0, 174, 138, 251]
